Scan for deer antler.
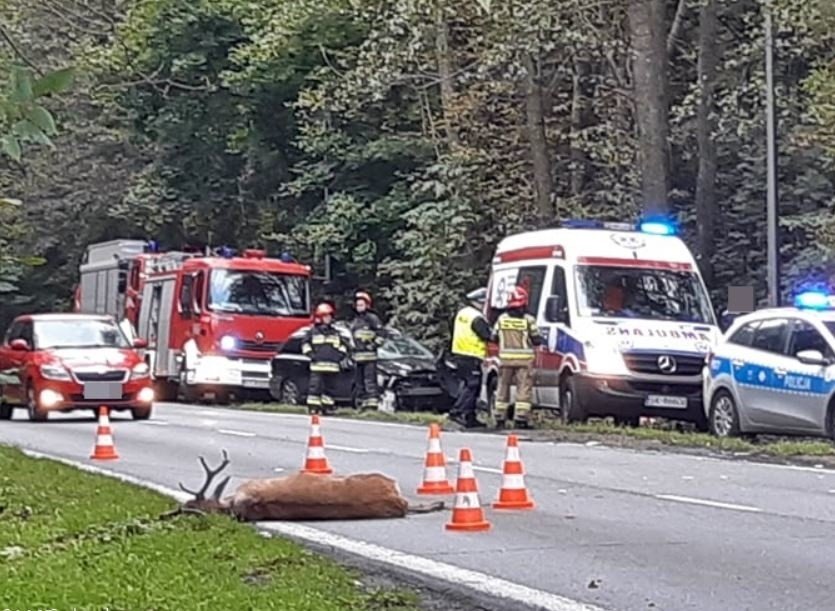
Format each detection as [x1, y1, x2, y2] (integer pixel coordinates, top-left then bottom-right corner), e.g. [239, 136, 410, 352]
[178, 449, 230, 500]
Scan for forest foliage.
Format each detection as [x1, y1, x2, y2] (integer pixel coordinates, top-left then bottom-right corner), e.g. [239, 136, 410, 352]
[0, 0, 833, 346]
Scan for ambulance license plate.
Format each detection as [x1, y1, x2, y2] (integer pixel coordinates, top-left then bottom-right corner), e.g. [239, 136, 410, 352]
[645, 395, 687, 409]
[83, 381, 122, 401]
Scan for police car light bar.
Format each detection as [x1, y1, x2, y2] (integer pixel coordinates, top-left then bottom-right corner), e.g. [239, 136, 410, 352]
[794, 291, 835, 310]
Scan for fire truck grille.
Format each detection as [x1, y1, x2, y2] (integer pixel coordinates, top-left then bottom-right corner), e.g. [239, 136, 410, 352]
[74, 370, 128, 382]
[238, 340, 282, 353]
[622, 352, 704, 376]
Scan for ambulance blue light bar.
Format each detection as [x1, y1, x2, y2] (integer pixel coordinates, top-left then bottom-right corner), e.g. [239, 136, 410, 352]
[562, 219, 633, 231]
[794, 291, 835, 310]
[639, 221, 676, 236]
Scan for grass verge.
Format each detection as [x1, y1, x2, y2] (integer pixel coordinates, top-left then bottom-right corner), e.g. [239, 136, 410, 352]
[0, 445, 418, 610]
[217, 402, 835, 461]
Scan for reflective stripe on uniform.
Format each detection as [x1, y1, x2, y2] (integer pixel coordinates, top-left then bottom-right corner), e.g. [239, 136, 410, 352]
[311, 362, 340, 373]
[354, 352, 377, 362]
[498, 350, 534, 360]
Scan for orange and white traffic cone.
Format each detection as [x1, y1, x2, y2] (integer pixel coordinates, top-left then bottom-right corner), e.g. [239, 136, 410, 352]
[301, 414, 333, 475]
[417, 423, 455, 495]
[90, 406, 119, 460]
[493, 434, 534, 510]
[445, 448, 491, 532]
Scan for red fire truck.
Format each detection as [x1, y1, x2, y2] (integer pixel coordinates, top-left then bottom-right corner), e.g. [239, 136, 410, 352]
[76, 240, 313, 403]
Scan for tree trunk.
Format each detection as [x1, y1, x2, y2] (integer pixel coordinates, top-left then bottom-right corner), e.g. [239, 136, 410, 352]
[570, 52, 592, 197]
[694, 0, 719, 285]
[524, 52, 553, 220]
[434, 6, 459, 149]
[627, 0, 670, 213]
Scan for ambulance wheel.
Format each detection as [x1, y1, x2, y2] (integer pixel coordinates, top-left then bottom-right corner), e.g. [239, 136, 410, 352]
[559, 376, 586, 425]
[213, 390, 231, 406]
[709, 390, 740, 438]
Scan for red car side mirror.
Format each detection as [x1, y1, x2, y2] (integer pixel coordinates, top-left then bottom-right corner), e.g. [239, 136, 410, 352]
[133, 338, 149, 349]
[10, 339, 30, 351]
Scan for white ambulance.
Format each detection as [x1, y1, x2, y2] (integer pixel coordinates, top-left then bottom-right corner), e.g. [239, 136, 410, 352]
[482, 219, 720, 428]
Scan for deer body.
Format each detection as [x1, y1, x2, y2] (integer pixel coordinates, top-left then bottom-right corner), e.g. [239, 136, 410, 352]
[171, 451, 442, 522]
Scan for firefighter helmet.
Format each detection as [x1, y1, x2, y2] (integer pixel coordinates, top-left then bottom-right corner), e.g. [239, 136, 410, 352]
[355, 291, 372, 307]
[314, 303, 335, 321]
[508, 287, 528, 308]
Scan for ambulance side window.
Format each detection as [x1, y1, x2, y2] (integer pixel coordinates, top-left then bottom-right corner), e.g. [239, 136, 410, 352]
[517, 266, 546, 316]
[549, 266, 571, 327]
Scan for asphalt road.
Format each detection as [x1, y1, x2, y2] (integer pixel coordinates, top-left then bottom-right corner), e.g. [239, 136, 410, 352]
[2, 404, 835, 611]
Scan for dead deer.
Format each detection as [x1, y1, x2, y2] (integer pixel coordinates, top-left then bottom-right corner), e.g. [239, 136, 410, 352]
[161, 450, 445, 521]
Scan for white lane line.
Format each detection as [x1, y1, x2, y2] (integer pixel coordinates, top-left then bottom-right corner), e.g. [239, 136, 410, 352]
[474, 466, 504, 475]
[217, 429, 256, 438]
[655, 494, 762, 513]
[140, 420, 169, 426]
[327, 444, 369, 454]
[21, 449, 605, 611]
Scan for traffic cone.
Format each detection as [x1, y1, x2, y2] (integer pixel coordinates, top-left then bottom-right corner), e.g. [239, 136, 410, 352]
[90, 406, 119, 460]
[417, 423, 455, 495]
[493, 435, 534, 510]
[445, 448, 491, 532]
[302, 414, 333, 475]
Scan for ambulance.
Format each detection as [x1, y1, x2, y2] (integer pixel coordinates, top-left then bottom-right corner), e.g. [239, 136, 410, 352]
[482, 219, 720, 428]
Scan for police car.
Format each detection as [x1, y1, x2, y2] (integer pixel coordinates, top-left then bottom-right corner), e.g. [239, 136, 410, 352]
[704, 292, 835, 438]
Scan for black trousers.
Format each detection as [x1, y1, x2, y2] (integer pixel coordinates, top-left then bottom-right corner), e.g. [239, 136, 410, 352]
[307, 371, 337, 413]
[450, 355, 482, 426]
[356, 360, 379, 408]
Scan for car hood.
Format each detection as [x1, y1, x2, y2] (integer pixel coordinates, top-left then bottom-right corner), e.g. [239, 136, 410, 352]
[47, 348, 139, 369]
[580, 319, 720, 354]
[377, 357, 436, 376]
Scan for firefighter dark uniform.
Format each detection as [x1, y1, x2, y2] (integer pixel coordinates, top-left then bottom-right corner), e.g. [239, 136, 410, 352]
[448, 291, 492, 427]
[351, 291, 385, 410]
[302, 303, 350, 413]
[493, 287, 543, 427]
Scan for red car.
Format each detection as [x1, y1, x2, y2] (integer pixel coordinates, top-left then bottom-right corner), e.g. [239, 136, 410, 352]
[0, 314, 155, 421]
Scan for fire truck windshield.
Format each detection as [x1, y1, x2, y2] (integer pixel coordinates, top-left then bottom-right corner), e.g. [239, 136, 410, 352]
[208, 270, 309, 317]
[575, 265, 714, 324]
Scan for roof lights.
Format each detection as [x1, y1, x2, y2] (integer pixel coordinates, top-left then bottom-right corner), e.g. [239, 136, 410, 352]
[562, 219, 634, 231]
[794, 291, 835, 310]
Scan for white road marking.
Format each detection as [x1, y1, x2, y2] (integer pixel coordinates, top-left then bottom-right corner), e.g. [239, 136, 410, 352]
[140, 420, 169, 426]
[655, 494, 762, 513]
[217, 429, 256, 438]
[326, 444, 369, 454]
[473, 466, 504, 475]
[273, 467, 285, 473]
[21, 449, 604, 611]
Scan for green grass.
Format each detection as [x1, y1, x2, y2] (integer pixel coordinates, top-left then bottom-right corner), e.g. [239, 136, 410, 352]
[235, 402, 447, 426]
[539, 419, 835, 457]
[0, 446, 418, 610]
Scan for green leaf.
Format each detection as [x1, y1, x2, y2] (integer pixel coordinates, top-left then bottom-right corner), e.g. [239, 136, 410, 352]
[26, 105, 57, 135]
[32, 67, 76, 96]
[11, 67, 33, 103]
[1, 136, 21, 162]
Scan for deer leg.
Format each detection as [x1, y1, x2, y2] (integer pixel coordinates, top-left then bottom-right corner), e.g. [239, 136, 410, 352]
[406, 501, 446, 514]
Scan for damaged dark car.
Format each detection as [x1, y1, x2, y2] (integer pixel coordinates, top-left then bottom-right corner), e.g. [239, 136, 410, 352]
[268, 325, 453, 413]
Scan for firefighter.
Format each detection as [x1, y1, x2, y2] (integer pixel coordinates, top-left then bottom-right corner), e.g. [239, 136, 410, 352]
[302, 302, 351, 414]
[447, 289, 492, 428]
[350, 291, 386, 410]
[492, 286, 544, 428]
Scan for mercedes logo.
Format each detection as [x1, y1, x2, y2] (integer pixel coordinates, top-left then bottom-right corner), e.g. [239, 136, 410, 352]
[255, 331, 264, 344]
[657, 355, 678, 374]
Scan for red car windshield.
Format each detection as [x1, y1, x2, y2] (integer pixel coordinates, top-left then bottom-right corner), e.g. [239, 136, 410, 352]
[33, 320, 130, 350]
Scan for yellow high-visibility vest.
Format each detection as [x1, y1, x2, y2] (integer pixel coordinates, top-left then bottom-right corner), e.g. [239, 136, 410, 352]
[451, 306, 488, 359]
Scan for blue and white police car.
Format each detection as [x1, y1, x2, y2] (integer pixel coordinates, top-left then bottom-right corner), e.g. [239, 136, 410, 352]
[704, 292, 835, 438]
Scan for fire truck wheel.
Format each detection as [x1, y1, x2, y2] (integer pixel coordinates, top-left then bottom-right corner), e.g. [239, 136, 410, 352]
[180, 383, 202, 404]
[131, 405, 153, 420]
[0, 401, 12, 420]
[154, 380, 178, 402]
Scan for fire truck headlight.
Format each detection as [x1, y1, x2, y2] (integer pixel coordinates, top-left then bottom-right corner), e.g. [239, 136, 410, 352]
[220, 335, 237, 351]
[40, 364, 72, 381]
[131, 362, 150, 380]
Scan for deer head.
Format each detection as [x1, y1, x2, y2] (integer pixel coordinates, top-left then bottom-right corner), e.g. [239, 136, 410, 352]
[162, 449, 233, 518]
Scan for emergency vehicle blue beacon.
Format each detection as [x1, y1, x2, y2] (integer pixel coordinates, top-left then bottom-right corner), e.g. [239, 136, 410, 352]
[483, 217, 719, 428]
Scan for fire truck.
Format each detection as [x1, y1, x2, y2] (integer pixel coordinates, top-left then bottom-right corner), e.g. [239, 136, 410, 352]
[76, 240, 313, 403]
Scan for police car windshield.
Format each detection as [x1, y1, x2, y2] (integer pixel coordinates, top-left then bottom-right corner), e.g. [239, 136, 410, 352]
[34, 319, 130, 350]
[575, 266, 714, 323]
[208, 270, 309, 317]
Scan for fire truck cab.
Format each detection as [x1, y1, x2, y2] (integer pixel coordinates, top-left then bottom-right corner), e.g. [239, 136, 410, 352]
[483, 219, 720, 428]
[78, 240, 312, 403]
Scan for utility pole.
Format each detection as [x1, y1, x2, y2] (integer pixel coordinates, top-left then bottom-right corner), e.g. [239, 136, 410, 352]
[765, 0, 780, 307]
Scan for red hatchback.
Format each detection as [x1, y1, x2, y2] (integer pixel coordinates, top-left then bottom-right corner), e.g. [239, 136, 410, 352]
[0, 314, 154, 421]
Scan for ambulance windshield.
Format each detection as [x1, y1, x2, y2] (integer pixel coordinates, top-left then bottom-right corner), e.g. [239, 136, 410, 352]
[575, 266, 714, 324]
[208, 270, 309, 317]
